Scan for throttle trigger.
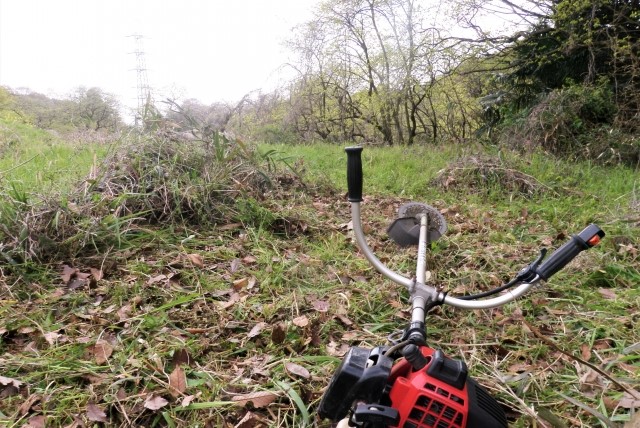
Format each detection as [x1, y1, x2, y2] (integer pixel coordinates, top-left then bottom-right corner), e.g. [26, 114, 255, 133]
[517, 248, 547, 283]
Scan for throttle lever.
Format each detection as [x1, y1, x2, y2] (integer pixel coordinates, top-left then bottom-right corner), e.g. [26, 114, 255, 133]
[517, 248, 547, 283]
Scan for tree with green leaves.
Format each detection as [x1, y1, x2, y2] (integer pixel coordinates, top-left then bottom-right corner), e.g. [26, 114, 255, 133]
[469, 0, 640, 162]
[499, 0, 640, 116]
[72, 87, 122, 132]
[7, 89, 75, 129]
[0, 86, 13, 112]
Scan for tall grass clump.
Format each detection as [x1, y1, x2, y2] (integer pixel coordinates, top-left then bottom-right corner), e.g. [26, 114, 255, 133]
[88, 132, 270, 225]
[0, 131, 302, 265]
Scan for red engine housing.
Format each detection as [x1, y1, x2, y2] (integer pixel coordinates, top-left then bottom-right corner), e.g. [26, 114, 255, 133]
[389, 347, 467, 427]
[388, 346, 508, 428]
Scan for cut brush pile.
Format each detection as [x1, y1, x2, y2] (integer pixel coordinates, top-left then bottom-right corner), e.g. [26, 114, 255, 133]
[430, 156, 552, 198]
[0, 132, 302, 265]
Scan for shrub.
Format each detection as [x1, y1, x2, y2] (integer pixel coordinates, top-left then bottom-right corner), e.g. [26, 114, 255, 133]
[495, 80, 640, 166]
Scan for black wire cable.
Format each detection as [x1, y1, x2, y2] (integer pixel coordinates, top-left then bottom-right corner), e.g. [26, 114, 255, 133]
[457, 277, 520, 300]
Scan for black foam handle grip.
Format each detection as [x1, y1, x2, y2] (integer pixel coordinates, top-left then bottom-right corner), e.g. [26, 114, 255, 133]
[346, 146, 364, 202]
[536, 224, 605, 280]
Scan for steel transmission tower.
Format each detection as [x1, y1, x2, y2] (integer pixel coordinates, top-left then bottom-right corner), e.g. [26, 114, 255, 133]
[129, 34, 150, 128]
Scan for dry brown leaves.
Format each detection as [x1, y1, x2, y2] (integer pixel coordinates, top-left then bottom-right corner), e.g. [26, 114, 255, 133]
[90, 339, 114, 365]
[86, 402, 108, 423]
[233, 411, 268, 428]
[230, 391, 279, 408]
[0, 375, 24, 389]
[168, 366, 188, 398]
[144, 394, 169, 411]
[23, 415, 46, 428]
[626, 412, 640, 428]
[284, 362, 310, 380]
[60, 264, 104, 289]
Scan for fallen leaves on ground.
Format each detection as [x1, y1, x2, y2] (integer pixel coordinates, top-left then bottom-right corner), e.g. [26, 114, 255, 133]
[23, 415, 46, 428]
[18, 394, 41, 415]
[0, 375, 23, 388]
[186, 253, 204, 268]
[234, 411, 268, 428]
[247, 322, 268, 338]
[292, 315, 309, 327]
[230, 391, 279, 408]
[284, 362, 310, 379]
[312, 299, 329, 312]
[619, 390, 640, 409]
[86, 402, 108, 422]
[598, 288, 617, 300]
[91, 339, 114, 365]
[168, 365, 187, 398]
[144, 394, 169, 411]
[2, 192, 637, 427]
[625, 410, 640, 428]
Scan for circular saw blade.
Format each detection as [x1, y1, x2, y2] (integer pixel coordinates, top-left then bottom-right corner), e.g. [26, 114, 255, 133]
[387, 202, 447, 246]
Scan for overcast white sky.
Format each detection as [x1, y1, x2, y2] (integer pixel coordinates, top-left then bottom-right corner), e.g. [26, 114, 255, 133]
[0, 0, 319, 114]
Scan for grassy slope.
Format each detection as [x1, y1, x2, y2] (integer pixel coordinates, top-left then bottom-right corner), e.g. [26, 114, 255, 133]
[0, 116, 110, 194]
[0, 125, 638, 427]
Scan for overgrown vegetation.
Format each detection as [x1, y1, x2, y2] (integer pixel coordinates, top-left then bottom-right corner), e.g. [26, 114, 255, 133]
[223, 0, 640, 167]
[4, 86, 123, 133]
[0, 131, 304, 267]
[475, 0, 640, 166]
[1, 110, 638, 426]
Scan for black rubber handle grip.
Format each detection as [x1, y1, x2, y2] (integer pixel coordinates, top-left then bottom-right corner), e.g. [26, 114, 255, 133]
[536, 224, 605, 280]
[346, 146, 364, 202]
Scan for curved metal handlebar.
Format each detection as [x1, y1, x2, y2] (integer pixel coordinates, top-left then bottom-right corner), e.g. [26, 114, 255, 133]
[351, 201, 539, 309]
[441, 282, 539, 309]
[346, 146, 604, 311]
[351, 203, 414, 289]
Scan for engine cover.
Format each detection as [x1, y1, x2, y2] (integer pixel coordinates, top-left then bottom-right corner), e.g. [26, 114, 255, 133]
[388, 347, 508, 428]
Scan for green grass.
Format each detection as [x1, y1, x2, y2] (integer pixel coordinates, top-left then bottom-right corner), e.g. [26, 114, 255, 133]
[1, 123, 638, 427]
[260, 142, 468, 198]
[0, 119, 110, 193]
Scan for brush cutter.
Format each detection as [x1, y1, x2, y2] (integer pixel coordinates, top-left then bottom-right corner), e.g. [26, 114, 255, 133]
[318, 146, 605, 428]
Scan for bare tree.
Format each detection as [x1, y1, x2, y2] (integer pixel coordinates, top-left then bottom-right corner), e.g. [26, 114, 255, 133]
[282, 0, 482, 145]
[162, 95, 250, 141]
